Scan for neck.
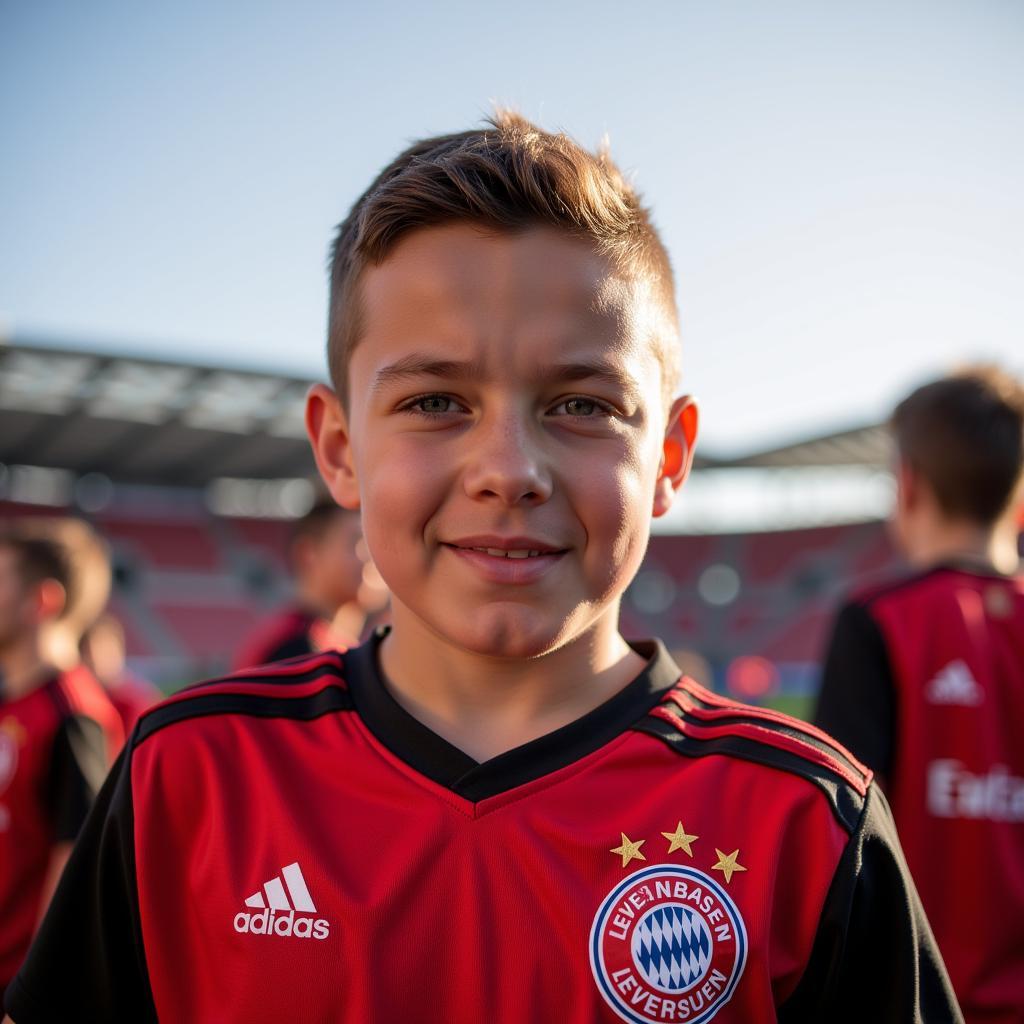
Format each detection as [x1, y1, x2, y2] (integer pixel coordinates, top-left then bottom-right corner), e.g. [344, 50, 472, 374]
[0, 632, 53, 701]
[906, 514, 1021, 575]
[378, 604, 645, 762]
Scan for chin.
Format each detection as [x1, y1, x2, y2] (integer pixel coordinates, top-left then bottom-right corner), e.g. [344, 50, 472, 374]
[440, 606, 575, 661]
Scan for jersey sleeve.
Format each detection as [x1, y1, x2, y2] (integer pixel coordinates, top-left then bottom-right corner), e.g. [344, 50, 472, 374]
[813, 600, 896, 778]
[778, 783, 963, 1023]
[43, 712, 109, 842]
[4, 742, 157, 1023]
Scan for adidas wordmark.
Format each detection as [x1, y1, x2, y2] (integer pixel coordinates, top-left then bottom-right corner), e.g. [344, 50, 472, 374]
[233, 862, 330, 940]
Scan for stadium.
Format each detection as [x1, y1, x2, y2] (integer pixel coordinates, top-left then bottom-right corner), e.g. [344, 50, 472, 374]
[1, 335, 904, 717]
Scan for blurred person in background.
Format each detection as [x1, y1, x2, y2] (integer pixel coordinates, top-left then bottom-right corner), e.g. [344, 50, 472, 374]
[233, 500, 387, 669]
[80, 613, 161, 736]
[0, 521, 123, 1002]
[815, 365, 1024, 1024]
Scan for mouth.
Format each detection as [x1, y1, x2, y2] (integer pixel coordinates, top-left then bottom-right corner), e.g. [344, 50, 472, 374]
[441, 537, 568, 583]
[442, 537, 568, 559]
[451, 546, 550, 559]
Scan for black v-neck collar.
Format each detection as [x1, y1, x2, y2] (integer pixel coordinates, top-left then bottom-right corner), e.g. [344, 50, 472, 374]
[343, 630, 681, 803]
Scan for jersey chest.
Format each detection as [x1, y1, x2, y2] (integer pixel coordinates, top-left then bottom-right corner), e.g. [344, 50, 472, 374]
[131, 713, 840, 1023]
[0, 691, 58, 855]
[0, 690, 60, 980]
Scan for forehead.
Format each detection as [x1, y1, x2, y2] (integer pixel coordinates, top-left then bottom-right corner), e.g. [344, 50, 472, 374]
[353, 223, 660, 384]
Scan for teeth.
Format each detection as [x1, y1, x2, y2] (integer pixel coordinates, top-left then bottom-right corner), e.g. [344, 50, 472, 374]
[470, 547, 545, 558]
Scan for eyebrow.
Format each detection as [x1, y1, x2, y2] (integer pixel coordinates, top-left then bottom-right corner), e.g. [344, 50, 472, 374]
[371, 354, 641, 402]
[371, 356, 486, 395]
[550, 361, 641, 402]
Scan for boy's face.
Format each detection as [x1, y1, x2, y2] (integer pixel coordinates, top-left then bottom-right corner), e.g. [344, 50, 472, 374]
[295, 513, 366, 612]
[0, 547, 29, 651]
[0, 547, 52, 653]
[308, 224, 696, 659]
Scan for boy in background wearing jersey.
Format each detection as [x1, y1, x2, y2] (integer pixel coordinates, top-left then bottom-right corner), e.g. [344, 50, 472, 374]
[233, 500, 385, 669]
[5, 115, 961, 1022]
[80, 613, 162, 736]
[815, 367, 1024, 1024]
[0, 526, 122, 1002]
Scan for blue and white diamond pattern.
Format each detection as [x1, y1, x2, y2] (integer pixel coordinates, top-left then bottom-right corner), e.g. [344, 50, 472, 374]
[631, 904, 713, 992]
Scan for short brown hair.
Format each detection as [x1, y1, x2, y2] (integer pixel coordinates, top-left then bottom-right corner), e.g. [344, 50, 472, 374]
[892, 365, 1024, 525]
[328, 112, 680, 407]
[288, 500, 358, 559]
[0, 533, 72, 609]
[0, 518, 110, 631]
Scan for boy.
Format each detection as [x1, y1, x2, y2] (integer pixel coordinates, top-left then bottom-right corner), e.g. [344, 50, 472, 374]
[0, 524, 122, 1002]
[80, 613, 162, 736]
[5, 114, 960, 1022]
[233, 500, 383, 669]
[815, 367, 1024, 1024]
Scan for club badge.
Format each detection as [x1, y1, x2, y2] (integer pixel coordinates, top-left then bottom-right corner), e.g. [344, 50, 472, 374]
[590, 864, 746, 1024]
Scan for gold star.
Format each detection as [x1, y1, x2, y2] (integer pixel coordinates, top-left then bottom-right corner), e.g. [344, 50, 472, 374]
[661, 822, 698, 856]
[711, 848, 747, 884]
[610, 833, 647, 868]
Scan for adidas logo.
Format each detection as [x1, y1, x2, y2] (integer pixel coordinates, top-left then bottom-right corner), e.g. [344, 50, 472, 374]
[925, 660, 983, 707]
[233, 862, 330, 940]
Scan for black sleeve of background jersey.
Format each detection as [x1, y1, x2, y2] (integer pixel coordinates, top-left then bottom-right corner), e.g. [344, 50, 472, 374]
[779, 784, 963, 1023]
[4, 742, 157, 1023]
[44, 713, 109, 842]
[813, 601, 896, 778]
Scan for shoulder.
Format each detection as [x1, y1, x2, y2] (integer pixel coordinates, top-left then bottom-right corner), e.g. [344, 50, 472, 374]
[50, 665, 113, 715]
[133, 648, 352, 749]
[634, 677, 872, 835]
[843, 564, 975, 614]
[49, 667, 122, 744]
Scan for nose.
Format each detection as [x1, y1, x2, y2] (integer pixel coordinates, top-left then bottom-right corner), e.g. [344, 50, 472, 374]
[462, 407, 553, 507]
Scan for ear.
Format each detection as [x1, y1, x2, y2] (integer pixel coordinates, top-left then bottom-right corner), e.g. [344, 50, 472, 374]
[305, 383, 360, 510]
[896, 458, 919, 515]
[653, 395, 699, 518]
[33, 578, 67, 623]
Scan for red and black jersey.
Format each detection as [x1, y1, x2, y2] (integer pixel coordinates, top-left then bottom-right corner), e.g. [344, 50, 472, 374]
[232, 607, 322, 670]
[0, 666, 123, 994]
[8, 636, 959, 1023]
[815, 565, 1024, 1024]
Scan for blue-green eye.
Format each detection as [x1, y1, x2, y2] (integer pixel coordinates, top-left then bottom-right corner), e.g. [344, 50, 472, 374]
[416, 395, 454, 414]
[552, 397, 612, 417]
[565, 398, 597, 416]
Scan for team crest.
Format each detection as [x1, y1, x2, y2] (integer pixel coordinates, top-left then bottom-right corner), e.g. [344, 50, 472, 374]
[590, 864, 746, 1024]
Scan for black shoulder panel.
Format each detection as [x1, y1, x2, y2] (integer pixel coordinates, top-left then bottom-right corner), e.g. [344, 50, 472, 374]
[133, 650, 353, 747]
[635, 684, 872, 835]
[135, 685, 353, 747]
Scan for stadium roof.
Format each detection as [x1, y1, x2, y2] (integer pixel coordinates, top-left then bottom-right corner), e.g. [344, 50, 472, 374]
[0, 338, 891, 488]
[726, 424, 892, 469]
[1, 340, 316, 486]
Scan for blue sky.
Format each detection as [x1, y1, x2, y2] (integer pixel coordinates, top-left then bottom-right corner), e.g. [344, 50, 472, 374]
[2, 0, 1022, 455]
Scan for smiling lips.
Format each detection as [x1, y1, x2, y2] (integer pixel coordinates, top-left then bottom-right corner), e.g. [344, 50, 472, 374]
[466, 547, 544, 559]
[443, 537, 567, 584]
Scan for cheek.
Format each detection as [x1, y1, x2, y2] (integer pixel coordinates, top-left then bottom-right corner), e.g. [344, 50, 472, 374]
[356, 438, 450, 563]
[574, 443, 656, 576]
